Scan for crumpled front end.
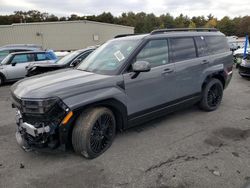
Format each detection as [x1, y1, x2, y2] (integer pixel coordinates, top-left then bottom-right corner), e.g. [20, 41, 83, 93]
[12, 93, 73, 151]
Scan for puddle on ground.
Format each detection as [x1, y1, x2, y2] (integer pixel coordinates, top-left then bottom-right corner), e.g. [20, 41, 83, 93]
[213, 127, 250, 141]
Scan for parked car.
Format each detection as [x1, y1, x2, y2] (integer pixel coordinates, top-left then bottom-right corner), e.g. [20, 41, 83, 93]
[11, 28, 233, 159]
[54, 51, 71, 59]
[0, 44, 42, 62]
[0, 50, 57, 85]
[233, 48, 250, 68]
[26, 47, 96, 77]
[238, 54, 250, 77]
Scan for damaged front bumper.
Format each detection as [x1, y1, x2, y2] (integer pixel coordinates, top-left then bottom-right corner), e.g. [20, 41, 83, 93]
[12, 97, 74, 152]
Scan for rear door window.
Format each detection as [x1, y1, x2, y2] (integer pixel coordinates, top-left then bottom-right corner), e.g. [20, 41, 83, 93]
[170, 37, 197, 62]
[195, 36, 209, 57]
[204, 36, 229, 54]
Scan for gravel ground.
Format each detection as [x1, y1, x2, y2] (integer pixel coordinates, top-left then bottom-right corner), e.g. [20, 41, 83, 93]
[0, 71, 250, 188]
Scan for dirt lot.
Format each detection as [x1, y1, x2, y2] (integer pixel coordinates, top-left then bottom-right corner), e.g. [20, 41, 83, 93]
[0, 71, 250, 188]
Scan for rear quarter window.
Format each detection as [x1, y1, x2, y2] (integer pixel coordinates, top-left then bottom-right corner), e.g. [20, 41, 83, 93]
[36, 52, 56, 61]
[169, 37, 196, 62]
[204, 36, 230, 54]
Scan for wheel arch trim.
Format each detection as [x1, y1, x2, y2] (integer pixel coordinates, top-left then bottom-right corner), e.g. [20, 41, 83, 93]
[72, 98, 128, 131]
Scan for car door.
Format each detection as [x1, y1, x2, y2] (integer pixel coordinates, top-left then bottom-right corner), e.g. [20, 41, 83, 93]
[5, 53, 35, 80]
[169, 37, 204, 98]
[123, 39, 176, 118]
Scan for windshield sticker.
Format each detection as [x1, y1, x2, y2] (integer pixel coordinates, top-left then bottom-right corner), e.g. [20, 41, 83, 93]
[114, 51, 125, 62]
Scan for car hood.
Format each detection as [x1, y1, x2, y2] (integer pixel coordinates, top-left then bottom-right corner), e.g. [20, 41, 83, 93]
[11, 69, 113, 99]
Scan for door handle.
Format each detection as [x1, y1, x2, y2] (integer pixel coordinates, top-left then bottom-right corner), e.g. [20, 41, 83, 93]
[162, 68, 174, 74]
[201, 60, 209, 65]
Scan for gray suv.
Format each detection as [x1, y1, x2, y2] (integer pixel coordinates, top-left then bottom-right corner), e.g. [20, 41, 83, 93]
[11, 28, 233, 159]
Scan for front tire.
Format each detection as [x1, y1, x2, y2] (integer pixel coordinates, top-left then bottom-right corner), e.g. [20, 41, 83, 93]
[72, 107, 116, 159]
[199, 78, 223, 111]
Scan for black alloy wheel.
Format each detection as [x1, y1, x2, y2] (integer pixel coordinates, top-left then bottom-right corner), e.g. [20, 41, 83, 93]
[72, 107, 116, 159]
[199, 78, 223, 111]
[90, 113, 115, 154]
[207, 83, 223, 108]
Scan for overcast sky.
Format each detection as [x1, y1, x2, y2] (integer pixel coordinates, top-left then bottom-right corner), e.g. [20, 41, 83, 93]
[0, 0, 249, 19]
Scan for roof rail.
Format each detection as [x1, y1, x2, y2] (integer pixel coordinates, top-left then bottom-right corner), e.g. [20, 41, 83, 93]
[114, 34, 137, 38]
[151, 28, 218, 35]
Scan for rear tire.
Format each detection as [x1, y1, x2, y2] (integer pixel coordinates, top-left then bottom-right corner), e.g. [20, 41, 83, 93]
[72, 107, 116, 159]
[199, 78, 223, 111]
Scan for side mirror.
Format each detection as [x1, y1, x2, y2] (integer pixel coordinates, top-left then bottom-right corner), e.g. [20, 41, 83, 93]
[11, 62, 17, 66]
[131, 61, 151, 79]
[132, 61, 151, 72]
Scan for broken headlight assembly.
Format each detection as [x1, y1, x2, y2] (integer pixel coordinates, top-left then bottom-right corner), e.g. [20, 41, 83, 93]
[15, 96, 71, 128]
[22, 97, 61, 114]
[14, 96, 72, 148]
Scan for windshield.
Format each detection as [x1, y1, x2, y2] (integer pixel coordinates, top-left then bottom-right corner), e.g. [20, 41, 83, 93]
[77, 39, 140, 74]
[0, 54, 12, 65]
[56, 51, 81, 65]
[0, 50, 9, 62]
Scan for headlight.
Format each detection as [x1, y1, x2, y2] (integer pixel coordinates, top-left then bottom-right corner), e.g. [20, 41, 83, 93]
[22, 97, 59, 114]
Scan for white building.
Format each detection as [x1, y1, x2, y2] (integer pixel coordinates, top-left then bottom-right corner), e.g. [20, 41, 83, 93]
[0, 20, 134, 51]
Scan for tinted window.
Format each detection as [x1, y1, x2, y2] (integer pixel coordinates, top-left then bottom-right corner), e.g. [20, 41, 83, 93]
[195, 36, 209, 57]
[11, 54, 35, 64]
[205, 36, 229, 54]
[0, 50, 9, 56]
[136, 39, 169, 68]
[78, 50, 93, 61]
[36, 53, 51, 61]
[0, 50, 9, 62]
[170, 37, 196, 62]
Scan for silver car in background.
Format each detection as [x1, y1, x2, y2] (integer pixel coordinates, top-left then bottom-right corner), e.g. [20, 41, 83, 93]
[0, 44, 42, 62]
[0, 50, 57, 85]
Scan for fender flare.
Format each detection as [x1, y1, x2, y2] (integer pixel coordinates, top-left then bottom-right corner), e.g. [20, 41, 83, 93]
[72, 98, 128, 131]
[202, 71, 225, 90]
